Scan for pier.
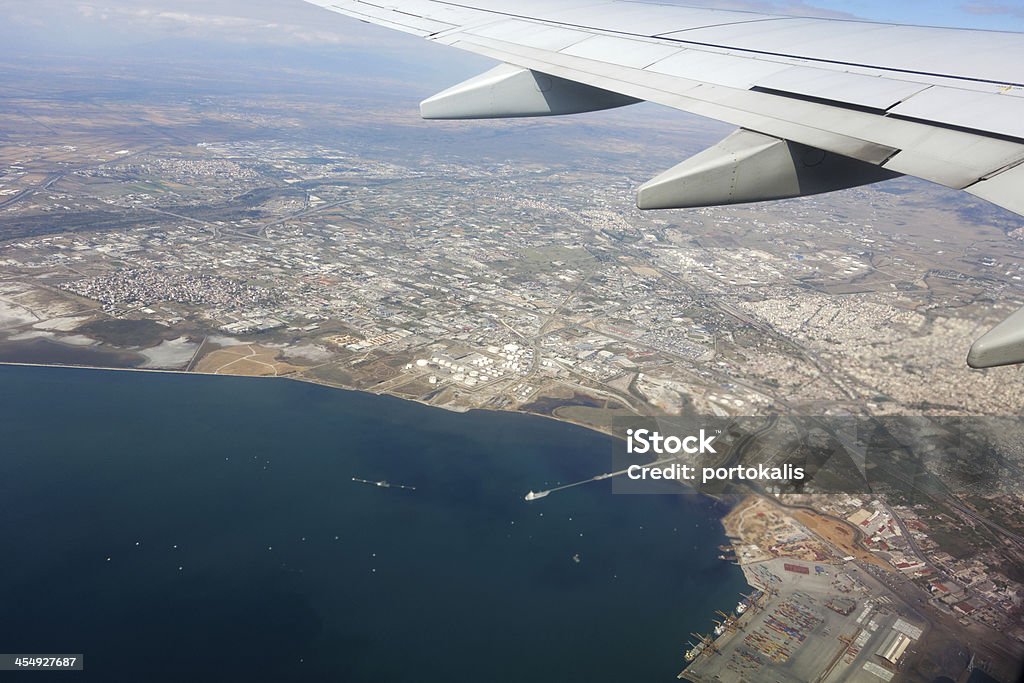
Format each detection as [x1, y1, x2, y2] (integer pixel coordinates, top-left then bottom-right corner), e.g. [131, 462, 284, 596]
[523, 454, 690, 502]
[524, 469, 624, 501]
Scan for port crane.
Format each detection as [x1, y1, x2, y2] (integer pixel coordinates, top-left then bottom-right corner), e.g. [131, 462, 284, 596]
[690, 633, 721, 656]
[740, 591, 765, 613]
[716, 610, 744, 631]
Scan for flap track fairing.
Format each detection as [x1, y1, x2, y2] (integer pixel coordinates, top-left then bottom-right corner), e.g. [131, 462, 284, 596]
[968, 306, 1024, 368]
[636, 129, 901, 210]
[420, 63, 641, 120]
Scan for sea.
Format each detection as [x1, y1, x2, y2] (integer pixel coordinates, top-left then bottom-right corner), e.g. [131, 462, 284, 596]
[0, 364, 749, 682]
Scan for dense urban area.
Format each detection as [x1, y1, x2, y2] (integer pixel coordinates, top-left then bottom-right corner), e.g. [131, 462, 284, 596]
[2, 55, 1024, 682]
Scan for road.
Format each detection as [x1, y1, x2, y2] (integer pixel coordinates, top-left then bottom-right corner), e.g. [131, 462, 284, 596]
[0, 172, 62, 210]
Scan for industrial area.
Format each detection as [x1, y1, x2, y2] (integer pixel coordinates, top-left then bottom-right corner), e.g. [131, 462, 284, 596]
[676, 494, 1018, 683]
[681, 555, 927, 683]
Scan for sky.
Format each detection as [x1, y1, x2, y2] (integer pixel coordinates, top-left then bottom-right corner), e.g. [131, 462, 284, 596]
[3, 0, 1023, 57]
[795, 0, 1024, 28]
[0, 0, 1022, 95]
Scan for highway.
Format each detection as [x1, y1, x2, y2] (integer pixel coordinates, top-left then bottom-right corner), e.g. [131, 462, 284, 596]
[0, 172, 62, 210]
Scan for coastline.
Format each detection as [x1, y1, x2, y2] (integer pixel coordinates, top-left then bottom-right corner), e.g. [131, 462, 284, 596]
[0, 366, 755, 552]
[0, 360, 742, 507]
[0, 358, 630, 437]
[0, 361, 751, 681]
[17, 359, 1005, 682]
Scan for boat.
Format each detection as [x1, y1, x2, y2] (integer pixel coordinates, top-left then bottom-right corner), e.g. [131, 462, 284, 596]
[735, 601, 748, 615]
[525, 490, 549, 501]
[352, 477, 416, 491]
[684, 643, 705, 662]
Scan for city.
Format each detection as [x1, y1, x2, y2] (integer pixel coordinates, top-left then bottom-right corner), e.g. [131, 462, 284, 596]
[2, 51, 1024, 681]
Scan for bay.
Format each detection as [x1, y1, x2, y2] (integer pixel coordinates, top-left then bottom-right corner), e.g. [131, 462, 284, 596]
[0, 364, 748, 682]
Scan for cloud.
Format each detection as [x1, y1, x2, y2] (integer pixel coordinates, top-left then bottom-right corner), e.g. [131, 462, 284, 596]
[11, 0, 863, 53]
[0, 0, 863, 74]
[70, 1, 411, 47]
[960, 1, 1024, 18]
[1, 0, 419, 51]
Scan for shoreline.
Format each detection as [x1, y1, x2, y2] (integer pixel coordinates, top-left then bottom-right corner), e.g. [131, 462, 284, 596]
[13, 359, 958, 680]
[0, 357, 748, 516]
[0, 358, 633, 439]
[0, 359, 755, 612]
[0, 358, 743, 506]
[0, 358, 748, 682]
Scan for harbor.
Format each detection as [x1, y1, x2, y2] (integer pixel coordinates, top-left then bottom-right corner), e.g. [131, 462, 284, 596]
[683, 592, 759, 667]
[678, 557, 926, 683]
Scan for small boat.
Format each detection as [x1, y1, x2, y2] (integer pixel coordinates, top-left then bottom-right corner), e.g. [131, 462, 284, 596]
[352, 477, 416, 491]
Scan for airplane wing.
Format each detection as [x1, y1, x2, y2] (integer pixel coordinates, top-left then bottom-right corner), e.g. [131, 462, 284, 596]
[301, 0, 1024, 368]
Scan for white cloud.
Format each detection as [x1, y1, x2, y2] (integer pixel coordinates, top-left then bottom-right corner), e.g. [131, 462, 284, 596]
[74, 2, 400, 45]
[1, 0, 862, 66]
[3, 0, 419, 49]
[39, 0, 863, 50]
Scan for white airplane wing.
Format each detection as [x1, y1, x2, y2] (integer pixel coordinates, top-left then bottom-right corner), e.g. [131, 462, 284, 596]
[301, 0, 1024, 368]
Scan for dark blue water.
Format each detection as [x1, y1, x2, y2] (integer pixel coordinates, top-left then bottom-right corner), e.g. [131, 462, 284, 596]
[0, 365, 748, 682]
